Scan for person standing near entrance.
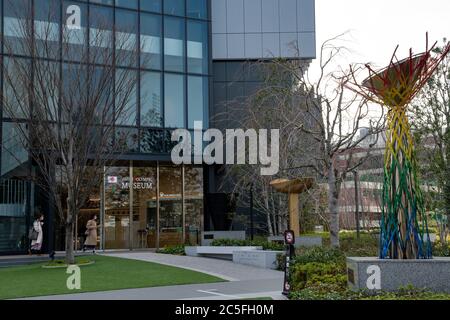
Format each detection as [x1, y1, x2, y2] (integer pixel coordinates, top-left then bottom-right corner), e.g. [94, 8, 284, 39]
[29, 213, 44, 255]
[83, 214, 98, 253]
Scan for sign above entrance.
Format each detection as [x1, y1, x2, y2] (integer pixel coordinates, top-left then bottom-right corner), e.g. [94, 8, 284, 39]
[107, 176, 155, 190]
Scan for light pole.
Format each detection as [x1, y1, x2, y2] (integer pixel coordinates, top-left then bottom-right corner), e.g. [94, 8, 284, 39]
[354, 170, 360, 239]
[249, 182, 254, 241]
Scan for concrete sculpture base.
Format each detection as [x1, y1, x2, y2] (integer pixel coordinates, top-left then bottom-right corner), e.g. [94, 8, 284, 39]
[347, 257, 450, 293]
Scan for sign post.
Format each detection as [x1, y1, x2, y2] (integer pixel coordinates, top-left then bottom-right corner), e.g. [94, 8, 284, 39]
[282, 230, 296, 296]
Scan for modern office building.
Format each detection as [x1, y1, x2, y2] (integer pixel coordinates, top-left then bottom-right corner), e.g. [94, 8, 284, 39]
[0, 0, 316, 254]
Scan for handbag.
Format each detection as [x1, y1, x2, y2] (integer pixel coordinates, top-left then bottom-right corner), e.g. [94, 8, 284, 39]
[29, 225, 38, 241]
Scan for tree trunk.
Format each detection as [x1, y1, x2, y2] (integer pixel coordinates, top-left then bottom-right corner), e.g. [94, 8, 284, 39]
[264, 186, 274, 236]
[65, 221, 75, 264]
[328, 168, 340, 247]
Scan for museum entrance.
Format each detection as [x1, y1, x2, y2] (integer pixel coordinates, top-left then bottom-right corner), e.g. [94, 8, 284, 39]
[97, 162, 203, 250]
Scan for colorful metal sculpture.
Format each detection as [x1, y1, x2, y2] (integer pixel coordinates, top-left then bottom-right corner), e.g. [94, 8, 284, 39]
[348, 34, 450, 259]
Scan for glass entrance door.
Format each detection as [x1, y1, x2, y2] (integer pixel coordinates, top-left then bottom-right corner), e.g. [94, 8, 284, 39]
[104, 167, 130, 249]
[99, 163, 203, 250]
[158, 166, 183, 247]
[132, 166, 157, 249]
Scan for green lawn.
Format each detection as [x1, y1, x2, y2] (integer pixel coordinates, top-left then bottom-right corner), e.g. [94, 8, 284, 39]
[0, 255, 224, 300]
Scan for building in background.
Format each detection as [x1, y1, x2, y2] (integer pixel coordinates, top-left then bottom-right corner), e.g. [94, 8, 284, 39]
[0, 0, 316, 255]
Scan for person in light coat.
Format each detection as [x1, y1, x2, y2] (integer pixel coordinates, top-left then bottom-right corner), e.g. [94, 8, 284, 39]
[30, 213, 44, 255]
[83, 214, 98, 253]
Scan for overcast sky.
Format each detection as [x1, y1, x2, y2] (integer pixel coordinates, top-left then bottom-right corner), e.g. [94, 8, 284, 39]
[311, 0, 449, 75]
[308, 0, 449, 129]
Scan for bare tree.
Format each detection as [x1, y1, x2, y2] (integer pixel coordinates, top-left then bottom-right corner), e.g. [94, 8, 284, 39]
[213, 60, 325, 236]
[219, 36, 385, 246]
[411, 39, 450, 243]
[0, 1, 142, 263]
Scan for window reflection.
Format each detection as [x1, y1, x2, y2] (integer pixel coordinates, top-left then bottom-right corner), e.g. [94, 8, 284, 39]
[164, 74, 185, 128]
[115, 9, 138, 67]
[140, 13, 162, 70]
[116, 0, 138, 9]
[89, 5, 113, 64]
[34, 0, 60, 59]
[164, 17, 185, 72]
[187, 0, 208, 19]
[115, 69, 138, 127]
[140, 0, 161, 13]
[3, 0, 32, 55]
[141, 71, 162, 127]
[188, 76, 208, 129]
[164, 0, 185, 16]
[187, 20, 208, 74]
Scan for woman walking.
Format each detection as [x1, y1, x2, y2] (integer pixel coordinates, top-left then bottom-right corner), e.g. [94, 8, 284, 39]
[29, 213, 44, 255]
[83, 214, 98, 253]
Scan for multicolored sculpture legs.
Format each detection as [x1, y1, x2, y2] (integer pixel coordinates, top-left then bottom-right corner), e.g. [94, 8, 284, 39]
[349, 34, 450, 259]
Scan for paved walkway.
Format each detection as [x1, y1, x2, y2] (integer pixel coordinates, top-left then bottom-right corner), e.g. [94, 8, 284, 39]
[106, 252, 284, 282]
[20, 252, 285, 300]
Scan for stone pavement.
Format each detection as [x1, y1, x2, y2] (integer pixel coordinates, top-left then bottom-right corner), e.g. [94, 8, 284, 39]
[105, 252, 284, 282]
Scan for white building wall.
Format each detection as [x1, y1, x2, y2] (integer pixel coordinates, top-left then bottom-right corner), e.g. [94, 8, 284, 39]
[211, 0, 316, 60]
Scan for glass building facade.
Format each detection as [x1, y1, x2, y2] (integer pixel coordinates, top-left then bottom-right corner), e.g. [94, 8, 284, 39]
[0, 0, 211, 253]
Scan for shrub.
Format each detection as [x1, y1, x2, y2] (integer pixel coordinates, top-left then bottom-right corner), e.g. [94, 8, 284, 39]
[156, 245, 185, 255]
[289, 286, 348, 300]
[294, 246, 346, 265]
[290, 261, 347, 291]
[433, 241, 450, 257]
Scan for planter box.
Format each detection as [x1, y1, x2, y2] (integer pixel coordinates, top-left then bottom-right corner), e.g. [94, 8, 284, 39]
[233, 250, 283, 270]
[201, 231, 246, 246]
[268, 235, 322, 248]
[185, 246, 262, 261]
[347, 257, 450, 293]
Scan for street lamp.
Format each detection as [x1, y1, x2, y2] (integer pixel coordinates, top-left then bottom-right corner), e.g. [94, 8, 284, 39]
[249, 182, 254, 241]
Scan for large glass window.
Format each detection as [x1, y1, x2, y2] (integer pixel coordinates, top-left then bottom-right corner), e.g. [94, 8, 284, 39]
[0, 179, 28, 253]
[116, 0, 138, 9]
[86, 65, 114, 125]
[34, 0, 60, 59]
[164, 0, 185, 16]
[60, 63, 88, 121]
[187, 20, 208, 74]
[3, 0, 32, 55]
[188, 76, 208, 129]
[34, 60, 60, 121]
[141, 71, 162, 127]
[90, 0, 113, 5]
[164, 17, 185, 72]
[140, 13, 161, 70]
[187, 0, 208, 19]
[115, 9, 138, 67]
[89, 5, 113, 64]
[164, 74, 185, 128]
[2, 58, 31, 119]
[115, 69, 138, 126]
[140, 0, 161, 13]
[1, 123, 28, 176]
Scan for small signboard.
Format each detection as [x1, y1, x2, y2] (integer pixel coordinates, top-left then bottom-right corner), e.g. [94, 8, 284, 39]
[282, 230, 296, 296]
